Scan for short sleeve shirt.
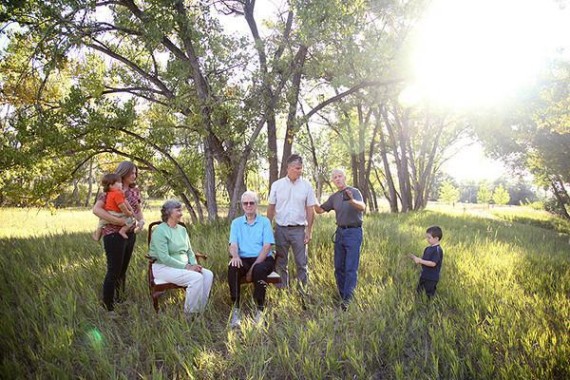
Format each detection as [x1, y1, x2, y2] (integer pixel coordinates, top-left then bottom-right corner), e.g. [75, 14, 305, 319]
[420, 244, 443, 281]
[268, 176, 317, 226]
[104, 189, 125, 213]
[100, 186, 142, 236]
[320, 186, 364, 226]
[229, 214, 275, 258]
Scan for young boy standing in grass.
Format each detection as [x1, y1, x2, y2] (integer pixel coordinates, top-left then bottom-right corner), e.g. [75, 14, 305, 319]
[92, 173, 137, 241]
[409, 226, 444, 298]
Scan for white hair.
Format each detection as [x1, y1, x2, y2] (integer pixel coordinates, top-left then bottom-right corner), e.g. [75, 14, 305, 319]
[241, 190, 259, 203]
[331, 168, 346, 178]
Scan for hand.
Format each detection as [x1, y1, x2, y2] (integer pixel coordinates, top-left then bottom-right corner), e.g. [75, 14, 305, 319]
[229, 256, 243, 268]
[409, 254, 421, 264]
[304, 230, 312, 244]
[135, 219, 145, 233]
[344, 189, 354, 201]
[186, 264, 202, 272]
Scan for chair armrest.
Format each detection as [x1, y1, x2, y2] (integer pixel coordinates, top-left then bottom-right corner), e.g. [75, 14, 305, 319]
[195, 252, 208, 263]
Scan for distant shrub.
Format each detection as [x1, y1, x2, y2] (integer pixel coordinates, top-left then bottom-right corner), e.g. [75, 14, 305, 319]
[524, 201, 544, 210]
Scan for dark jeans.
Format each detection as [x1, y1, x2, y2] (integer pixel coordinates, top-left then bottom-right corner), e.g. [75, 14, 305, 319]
[102, 232, 136, 311]
[334, 226, 363, 302]
[417, 277, 438, 298]
[228, 256, 275, 311]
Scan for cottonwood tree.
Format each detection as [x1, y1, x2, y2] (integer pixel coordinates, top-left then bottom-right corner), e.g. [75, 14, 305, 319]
[1, 1, 306, 218]
[474, 59, 570, 218]
[477, 183, 492, 204]
[492, 185, 510, 206]
[2, 0, 420, 219]
[438, 180, 460, 205]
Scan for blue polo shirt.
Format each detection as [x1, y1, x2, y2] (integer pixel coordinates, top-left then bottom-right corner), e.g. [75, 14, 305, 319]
[229, 214, 275, 258]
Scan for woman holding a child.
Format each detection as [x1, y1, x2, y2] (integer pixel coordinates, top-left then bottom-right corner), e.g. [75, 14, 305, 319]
[92, 161, 145, 313]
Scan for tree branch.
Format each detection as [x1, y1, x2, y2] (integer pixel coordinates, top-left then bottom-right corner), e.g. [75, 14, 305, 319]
[86, 39, 175, 99]
[304, 78, 404, 121]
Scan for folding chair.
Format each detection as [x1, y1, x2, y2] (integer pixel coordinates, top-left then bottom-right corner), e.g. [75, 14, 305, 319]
[146, 221, 207, 312]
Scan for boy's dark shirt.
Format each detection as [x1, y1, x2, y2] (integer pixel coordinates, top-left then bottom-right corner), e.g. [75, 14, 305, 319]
[420, 244, 443, 281]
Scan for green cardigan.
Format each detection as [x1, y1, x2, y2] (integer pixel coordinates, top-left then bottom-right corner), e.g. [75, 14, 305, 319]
[148, 222, 197, 269]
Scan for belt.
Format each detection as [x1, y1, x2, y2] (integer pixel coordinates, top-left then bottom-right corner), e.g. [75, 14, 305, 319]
[337, 224, 362, 229]
[278, 224, 305, 228]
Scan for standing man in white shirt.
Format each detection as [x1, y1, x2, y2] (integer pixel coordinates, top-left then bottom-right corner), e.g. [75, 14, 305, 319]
[267, 154, 317, 300]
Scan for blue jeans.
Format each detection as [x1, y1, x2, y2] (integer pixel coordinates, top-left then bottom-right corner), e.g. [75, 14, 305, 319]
[334, 227, 363, 302]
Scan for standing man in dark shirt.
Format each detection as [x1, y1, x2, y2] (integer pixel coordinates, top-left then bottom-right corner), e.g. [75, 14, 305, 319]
[409, 225, 444, 298]
[315, 169, 366, 310]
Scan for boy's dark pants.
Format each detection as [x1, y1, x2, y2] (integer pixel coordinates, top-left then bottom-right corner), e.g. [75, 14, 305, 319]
[417, 277, 438, 298]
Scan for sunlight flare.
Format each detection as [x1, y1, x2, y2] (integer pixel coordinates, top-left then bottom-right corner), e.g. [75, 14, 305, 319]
[407, 0, 569, 108]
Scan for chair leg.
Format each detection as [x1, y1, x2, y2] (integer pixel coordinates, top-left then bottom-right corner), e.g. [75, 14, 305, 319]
[152, 294, 160, 313]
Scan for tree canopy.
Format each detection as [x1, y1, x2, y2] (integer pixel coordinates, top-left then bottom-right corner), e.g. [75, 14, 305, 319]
[1, 0, 568, 220]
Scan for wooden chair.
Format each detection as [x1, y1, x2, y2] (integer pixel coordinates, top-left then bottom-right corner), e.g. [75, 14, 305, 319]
[146, 221, 207, 313]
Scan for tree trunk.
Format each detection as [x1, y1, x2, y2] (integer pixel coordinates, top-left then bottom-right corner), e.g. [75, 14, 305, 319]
[380, 107, 402, 213]
[357, 104, 372, 205]
[267, 113, 279, 187]
[368, 178, 378, 212]
[84, 158, 94, 208]
[71, 178, 80, 207]
[378, 131, 398, 213]
[280, 45, 308, 177]
[551, 178, 570, 220]
[392, 108, 412, 212]
[203, 137, 218, 221]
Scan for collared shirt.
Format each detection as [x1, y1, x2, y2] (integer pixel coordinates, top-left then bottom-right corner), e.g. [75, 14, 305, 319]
[268, 176, 317, 226]
[229, 214, 275, 258]
[320, 186, 364, 226]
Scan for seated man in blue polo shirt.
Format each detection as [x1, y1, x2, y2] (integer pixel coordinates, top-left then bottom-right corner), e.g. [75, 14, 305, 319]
[228, 190, 276, 328]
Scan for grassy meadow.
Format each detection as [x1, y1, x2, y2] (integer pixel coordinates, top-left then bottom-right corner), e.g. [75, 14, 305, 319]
[0, 204, 569, 379]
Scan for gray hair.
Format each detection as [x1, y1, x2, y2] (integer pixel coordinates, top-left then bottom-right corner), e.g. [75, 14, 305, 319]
[331, 168, 345, 178]
[241, 190, 259, 204]
[286, 154, 303, 166]
[161, 199, 182, 222]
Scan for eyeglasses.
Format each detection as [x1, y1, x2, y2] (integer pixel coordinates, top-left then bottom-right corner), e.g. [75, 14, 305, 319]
[242, 201, 256, 206]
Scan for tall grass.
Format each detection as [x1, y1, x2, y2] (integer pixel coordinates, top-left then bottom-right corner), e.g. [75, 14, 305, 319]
[0, 206, 568, 379]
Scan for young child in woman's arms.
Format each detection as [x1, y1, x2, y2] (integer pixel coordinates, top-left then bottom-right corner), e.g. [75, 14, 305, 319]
[92, 173, 137, 241]
[409, 225, 444, 298]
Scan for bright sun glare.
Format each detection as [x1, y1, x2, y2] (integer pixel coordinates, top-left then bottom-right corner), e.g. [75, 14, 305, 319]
[405, 0, 570, 108]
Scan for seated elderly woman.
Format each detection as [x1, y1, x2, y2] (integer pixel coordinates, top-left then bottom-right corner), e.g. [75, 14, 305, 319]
[148, 200, 213, 314]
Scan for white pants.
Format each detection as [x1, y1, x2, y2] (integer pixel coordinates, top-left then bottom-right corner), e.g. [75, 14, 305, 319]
[152, 263, 214, 313]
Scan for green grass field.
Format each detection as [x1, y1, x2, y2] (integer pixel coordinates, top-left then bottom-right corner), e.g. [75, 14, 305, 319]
[0, 205, 568, 379]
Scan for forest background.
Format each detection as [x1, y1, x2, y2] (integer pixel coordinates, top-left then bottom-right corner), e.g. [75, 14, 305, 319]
[1, 0, 569, 221]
